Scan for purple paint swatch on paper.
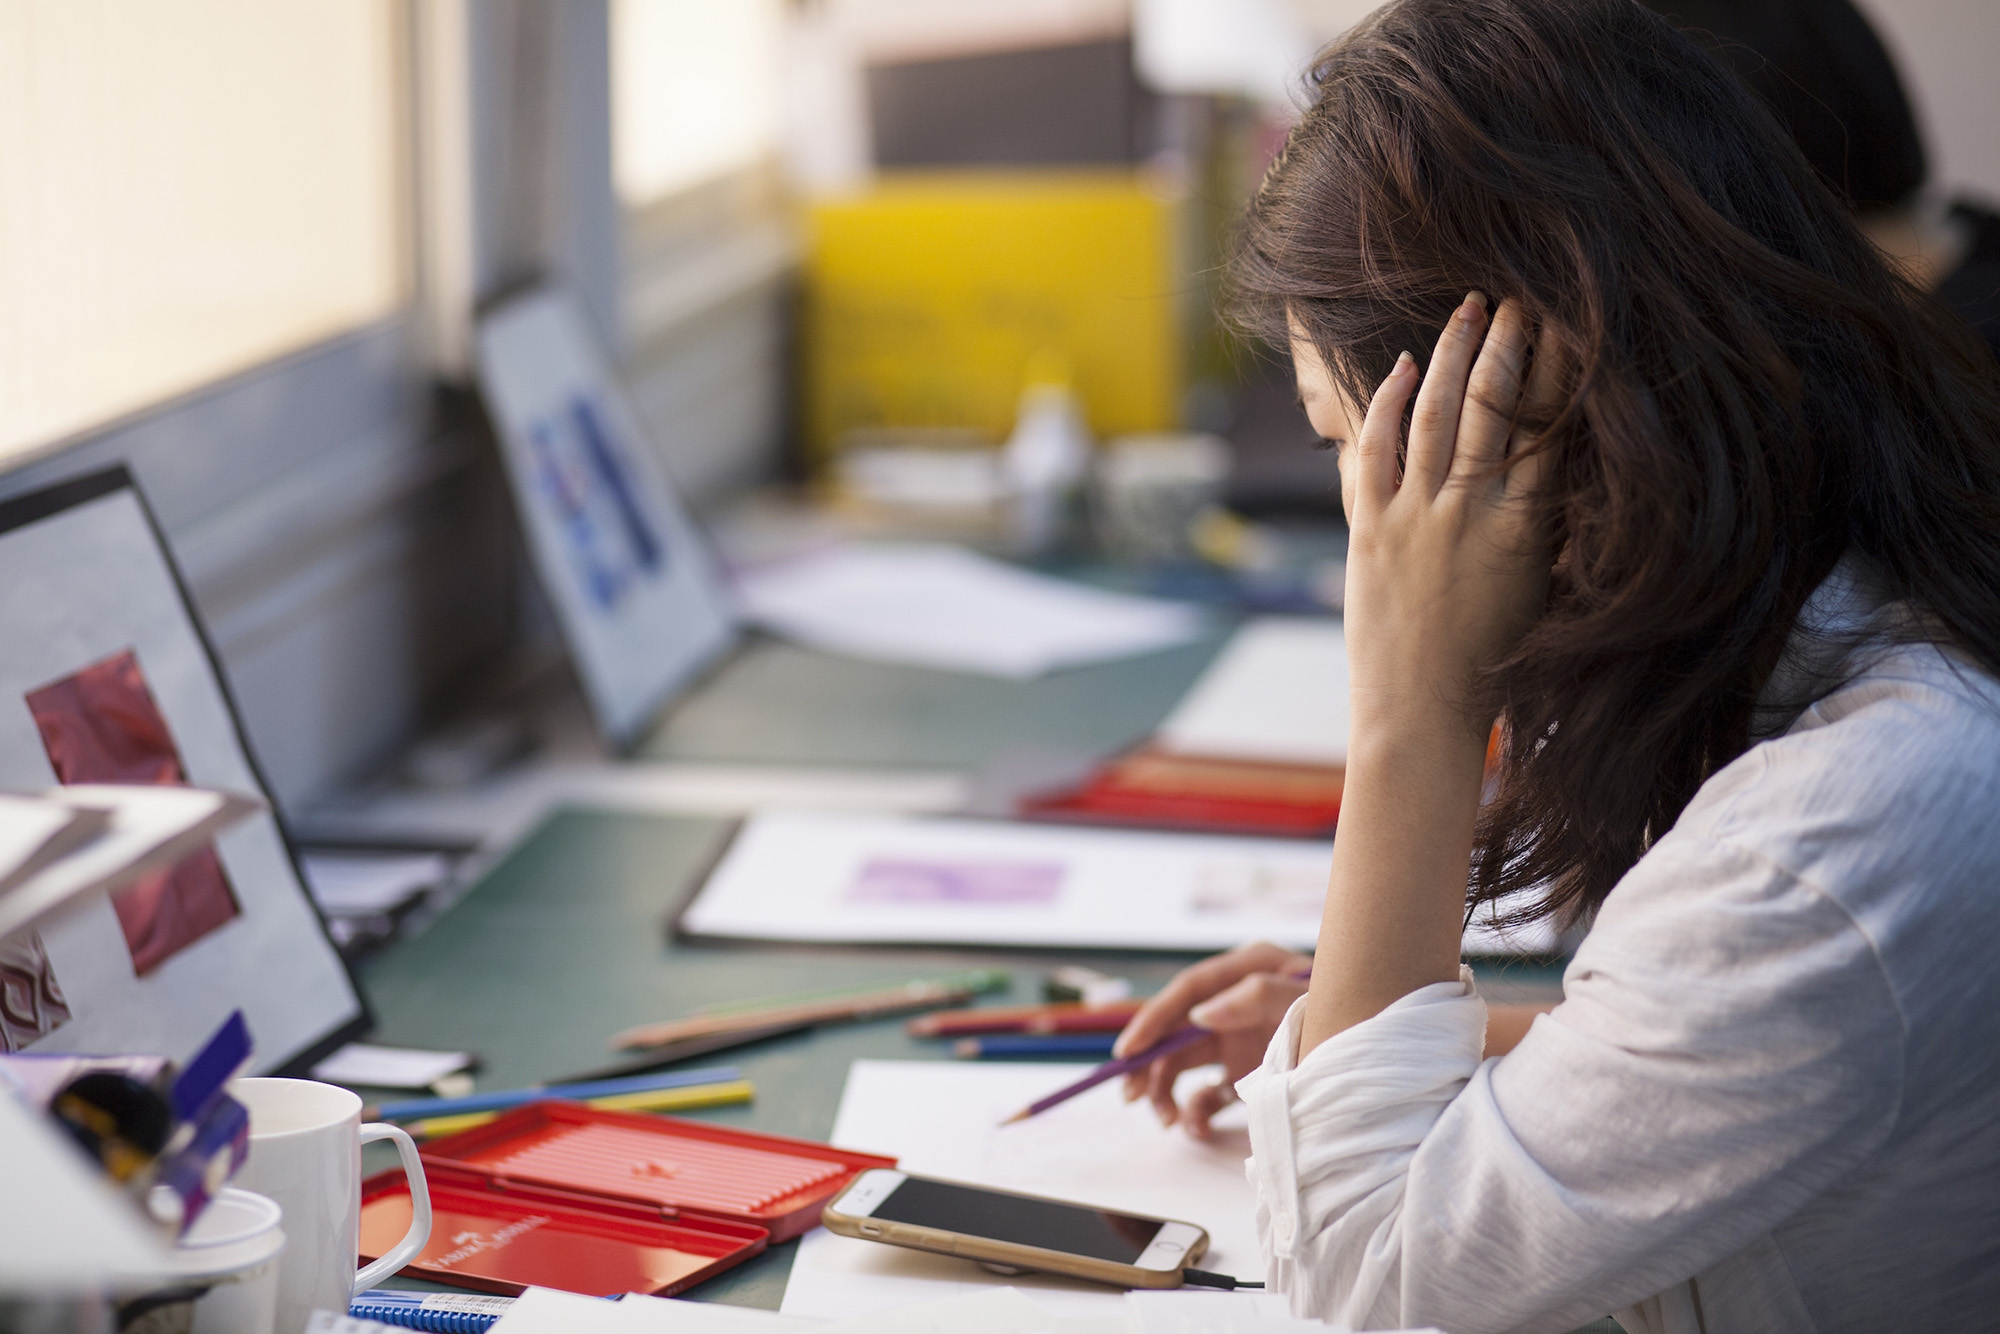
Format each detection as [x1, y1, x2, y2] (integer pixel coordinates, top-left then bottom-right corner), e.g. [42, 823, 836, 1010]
[848, 858, 1064, 905]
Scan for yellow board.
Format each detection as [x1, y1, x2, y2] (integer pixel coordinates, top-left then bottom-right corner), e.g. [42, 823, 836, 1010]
[803, 171, 1183, 462]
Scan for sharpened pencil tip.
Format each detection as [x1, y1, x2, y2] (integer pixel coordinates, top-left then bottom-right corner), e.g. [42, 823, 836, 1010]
[998, 1107, 1030, 1125]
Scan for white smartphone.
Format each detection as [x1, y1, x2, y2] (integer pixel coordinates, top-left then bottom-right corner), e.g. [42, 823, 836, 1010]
[821, 1168, 1210, 1289]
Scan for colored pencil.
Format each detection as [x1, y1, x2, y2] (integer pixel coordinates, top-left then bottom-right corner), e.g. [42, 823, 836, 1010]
[953, 1033, 1120, 1060]
[609, 973, 1008, 1052]
[998, 967, 1314, 1124]
[408, 1079, 754, 1139]
[554, 1021, 816, 1084]
[1023, 1008, 1143, 1035]
[906, 999, 1142, 1038]
[998, 1026, 1209, 1125]
[693, 969, 1009, 1017]
[368, 1065, 739, 1122]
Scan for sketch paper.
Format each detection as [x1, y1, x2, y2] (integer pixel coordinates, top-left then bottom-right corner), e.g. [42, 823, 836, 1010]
[492, 1287, 812, 1334]
[478, 287, 737, 747]
[681, 811, 1558, 956]
[0, 795, 99, 895]
[782, 1060, 1261, 1320]
[0, 471, 363, 1068]
[733, 544, 1205, 679]
[1154, 619, 1349, 767]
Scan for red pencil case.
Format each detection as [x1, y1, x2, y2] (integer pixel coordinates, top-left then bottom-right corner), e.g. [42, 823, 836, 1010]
[362, 1101, 896, 1295]
[359, 1167, 769, 1297]
[1021, 749, 1344, 837]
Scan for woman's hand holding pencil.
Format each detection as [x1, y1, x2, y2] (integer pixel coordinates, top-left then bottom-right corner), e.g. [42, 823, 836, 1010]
[1112, 942, 1313, 1139]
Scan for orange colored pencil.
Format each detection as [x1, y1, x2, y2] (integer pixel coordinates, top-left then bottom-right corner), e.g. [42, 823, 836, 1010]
[907, 999, 1143, 1038]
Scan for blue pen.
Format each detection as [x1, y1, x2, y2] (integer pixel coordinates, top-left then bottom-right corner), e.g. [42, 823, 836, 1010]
[368, 1064, 741, 1122]
[951, 1033, 1121, 1060]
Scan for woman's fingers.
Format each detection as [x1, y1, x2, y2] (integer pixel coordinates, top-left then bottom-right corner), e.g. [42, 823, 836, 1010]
[1179, 1079, 1238, 1140]
[1117, 943, 1309, 1110]
[1451, 300, 1531, 479]
[1354, 351, 1420, 507]
[1404, 293, 1490, 494]
[1113, 941, 1303, 1059]
[1143, 1039, 1217, 1126]
[1187, 971, 1310, 1035]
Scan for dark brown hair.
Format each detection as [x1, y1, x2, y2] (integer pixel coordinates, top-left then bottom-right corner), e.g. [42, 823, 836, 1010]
[1232, 0, 2000, 925]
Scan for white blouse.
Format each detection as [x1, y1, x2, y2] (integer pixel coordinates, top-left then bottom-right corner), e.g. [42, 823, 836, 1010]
[1237, 566, 2000, 1333]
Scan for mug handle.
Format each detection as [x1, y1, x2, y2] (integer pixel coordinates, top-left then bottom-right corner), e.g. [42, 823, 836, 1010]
[353, 1122, 432, 1294]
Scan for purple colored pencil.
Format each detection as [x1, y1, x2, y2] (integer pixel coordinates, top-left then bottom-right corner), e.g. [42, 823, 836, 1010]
[998, 1024, 1209, 1125]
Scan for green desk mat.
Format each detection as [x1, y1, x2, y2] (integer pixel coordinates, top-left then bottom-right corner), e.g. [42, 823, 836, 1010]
[358, 807, 1564, 1309]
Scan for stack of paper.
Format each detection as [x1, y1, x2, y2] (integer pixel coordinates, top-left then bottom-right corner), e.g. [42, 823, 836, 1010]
[733, 544, 1205, 678]
[298, 851, 453, 918]
[0, 785, 261, 944]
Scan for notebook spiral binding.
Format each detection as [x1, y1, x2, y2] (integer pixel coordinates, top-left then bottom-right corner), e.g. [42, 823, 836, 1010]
[347, 1291, 517, 1334]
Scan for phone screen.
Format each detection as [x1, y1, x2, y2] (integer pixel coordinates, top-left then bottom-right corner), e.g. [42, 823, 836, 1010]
[868, 1176, 1166, 1263]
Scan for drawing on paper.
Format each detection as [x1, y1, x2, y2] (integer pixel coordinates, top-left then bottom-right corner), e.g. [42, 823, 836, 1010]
[0, 929, 71, 1050]
[848, 858, 1065, 906]
[1188, 860, 1326, 919]
[26, 648, 240, 975]
[528, 392, 667, 612]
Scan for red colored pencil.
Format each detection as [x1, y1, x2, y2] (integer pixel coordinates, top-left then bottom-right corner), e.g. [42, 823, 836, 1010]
[907, 999, 1143, 1038]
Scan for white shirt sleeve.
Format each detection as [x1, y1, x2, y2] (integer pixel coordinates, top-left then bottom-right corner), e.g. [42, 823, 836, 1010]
[1238, 970, 1487, 1328]
[1236, 834, 1905, 1334]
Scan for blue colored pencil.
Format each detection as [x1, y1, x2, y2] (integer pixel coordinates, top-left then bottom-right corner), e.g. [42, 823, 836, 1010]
[368, 1064, 741, 1122]
[952, 1033, 1121, 1060]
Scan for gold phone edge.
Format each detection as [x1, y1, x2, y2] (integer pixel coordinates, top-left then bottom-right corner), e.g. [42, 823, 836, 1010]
[822, 1189, 1209, 1291]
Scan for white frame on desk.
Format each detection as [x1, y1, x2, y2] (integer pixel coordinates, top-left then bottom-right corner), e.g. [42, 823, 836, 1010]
[476, 284, 738, 750]
[0, 468, 367, 1072]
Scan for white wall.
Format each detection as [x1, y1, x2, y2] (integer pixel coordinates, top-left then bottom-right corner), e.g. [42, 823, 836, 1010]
[1852, 0, 2000, 203]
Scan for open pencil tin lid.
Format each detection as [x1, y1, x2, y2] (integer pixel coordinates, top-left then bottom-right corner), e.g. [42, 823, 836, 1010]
[359, 1166, 769, 1297]
[413, 1101, 897, 1244]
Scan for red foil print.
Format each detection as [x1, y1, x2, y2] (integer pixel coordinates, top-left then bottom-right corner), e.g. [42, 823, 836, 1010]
[26, 649, 240, 975]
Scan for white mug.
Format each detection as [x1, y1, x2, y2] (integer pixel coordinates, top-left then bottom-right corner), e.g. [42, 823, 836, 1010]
[229, 1078, 431, 1334]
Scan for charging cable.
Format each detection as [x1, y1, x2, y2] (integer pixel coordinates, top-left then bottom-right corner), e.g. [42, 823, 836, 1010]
[1181, 1268, 1265, 1290]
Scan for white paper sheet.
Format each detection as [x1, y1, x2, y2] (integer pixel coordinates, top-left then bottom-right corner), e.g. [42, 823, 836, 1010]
[299, 851, 451, 917]
[1121, 1291, 1340, 1333]
[1154, 619, 1349, 767]
[493, 1288, 812, 1333]
[781, 1061, 1263, 1321]
[821, 1288, 1101, 1333]
[733, 544, 1205, 679]
[681, 811, 1558, 956]
[309, 1042, 473, 1090]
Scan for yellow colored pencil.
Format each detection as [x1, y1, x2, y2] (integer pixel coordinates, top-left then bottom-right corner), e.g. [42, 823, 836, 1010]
[408, 1079, 755, 1139]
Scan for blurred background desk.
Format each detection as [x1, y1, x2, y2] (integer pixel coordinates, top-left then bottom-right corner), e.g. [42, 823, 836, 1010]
[355, 635, 1567, 1310]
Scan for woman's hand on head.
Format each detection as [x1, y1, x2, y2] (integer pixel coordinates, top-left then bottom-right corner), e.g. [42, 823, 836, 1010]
[1114, 941, 1311, 1139]
[1308, 295, 1554, 749]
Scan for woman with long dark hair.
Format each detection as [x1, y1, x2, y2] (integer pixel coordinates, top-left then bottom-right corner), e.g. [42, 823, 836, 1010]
[1112, 0, 2000, 1328]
